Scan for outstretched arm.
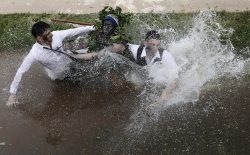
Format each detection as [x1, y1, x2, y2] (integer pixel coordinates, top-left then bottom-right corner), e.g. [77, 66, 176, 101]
[110, 43, 126, 53]
[6, 51, 35, 107]
[70, 52, 98, 60]
[159, 51, 180, 102]
[159, 79, 178, 102]
[57, 26, 95, 41]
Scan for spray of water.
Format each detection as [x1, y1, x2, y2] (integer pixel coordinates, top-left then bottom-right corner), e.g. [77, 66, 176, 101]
[60, 11, 249, 138]
[126, 11, 249, 135]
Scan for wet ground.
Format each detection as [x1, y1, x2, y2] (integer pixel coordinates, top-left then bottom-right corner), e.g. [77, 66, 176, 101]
[0, 50, 250, 154]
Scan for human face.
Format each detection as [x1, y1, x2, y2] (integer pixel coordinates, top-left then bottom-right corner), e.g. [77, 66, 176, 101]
[102, 20, 114, 35]
[40, 29, 53, 44]
[145, 39, 161, 53]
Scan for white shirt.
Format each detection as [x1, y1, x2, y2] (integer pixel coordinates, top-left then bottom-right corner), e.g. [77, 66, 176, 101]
[10, 26, 95, 94]
[128, 44, 179, 84]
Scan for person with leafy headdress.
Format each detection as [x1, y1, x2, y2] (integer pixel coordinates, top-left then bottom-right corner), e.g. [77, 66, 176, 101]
[86, 6, 132, 53]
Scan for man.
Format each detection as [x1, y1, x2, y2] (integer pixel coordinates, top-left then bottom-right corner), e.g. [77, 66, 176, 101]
[119, 30, 179, 101]
[6, 21, 97, 107]
[87, 14, 125, 53]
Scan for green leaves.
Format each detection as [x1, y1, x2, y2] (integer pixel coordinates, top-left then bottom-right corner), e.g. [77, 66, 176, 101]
[87, 6, 133, 51]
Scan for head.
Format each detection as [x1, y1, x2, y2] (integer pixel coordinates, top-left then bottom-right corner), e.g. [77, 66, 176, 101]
[102, 14, 119, 35]
[31, 21, 53, 45]
[144, 30, 161, 53]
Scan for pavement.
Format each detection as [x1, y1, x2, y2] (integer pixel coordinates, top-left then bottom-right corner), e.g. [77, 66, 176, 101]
[0, 0, 249, 14]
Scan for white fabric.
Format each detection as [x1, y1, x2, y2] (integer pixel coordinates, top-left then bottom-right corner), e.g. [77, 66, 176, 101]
[128, 43, 179, 84]
[10, 26, 95, 94]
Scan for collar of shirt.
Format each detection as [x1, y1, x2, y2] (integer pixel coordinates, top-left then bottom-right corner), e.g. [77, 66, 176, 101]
[141, 47, 161, 65]
[35, 42, 50, 50]
[141, 47, 161, 59]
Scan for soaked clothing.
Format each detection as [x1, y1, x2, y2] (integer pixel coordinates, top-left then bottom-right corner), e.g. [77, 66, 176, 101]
[9, 26, 95, 94]
[127, 43, 179, 83]
[135, 45, 164, 66]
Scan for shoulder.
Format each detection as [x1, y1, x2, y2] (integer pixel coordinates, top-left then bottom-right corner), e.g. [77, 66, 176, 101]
[51, 29, 68, 36]
[162, 49, 173, 57]
[127, 44, 141, 60]
[128, 44, 140, 51]
[162, 49, 177, 62]
[51, 30, 60, 36]
[29, 43, 43, 56]
[128, 43, 140, 48]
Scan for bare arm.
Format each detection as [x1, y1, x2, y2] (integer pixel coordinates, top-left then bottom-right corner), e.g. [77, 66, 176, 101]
[6, 51, 35, 107]
[70, 52, 98, 60]
[159, 79, 178, 102]
[110, 43, 126, 53]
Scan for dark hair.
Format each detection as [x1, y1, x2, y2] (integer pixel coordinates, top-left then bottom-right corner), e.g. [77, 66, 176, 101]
[145, 30, 161, 40]
[31, 21, 50, 38]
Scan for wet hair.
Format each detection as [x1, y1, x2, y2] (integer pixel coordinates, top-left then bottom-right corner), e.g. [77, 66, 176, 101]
[31, 21, 50, 38]
[145, 30, 161, 40]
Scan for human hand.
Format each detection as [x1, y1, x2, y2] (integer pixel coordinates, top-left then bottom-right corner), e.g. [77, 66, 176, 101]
[6, 94, 19, 107]
[159, 93, 169, 102]
[143, 99, 164, 117]
[97, 49, 107, 58]
[92, 52, 98, 59]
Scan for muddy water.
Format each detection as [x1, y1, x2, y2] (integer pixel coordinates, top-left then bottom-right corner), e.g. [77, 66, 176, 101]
[0, 50, 139, 154]
[0, 50, 250, 154]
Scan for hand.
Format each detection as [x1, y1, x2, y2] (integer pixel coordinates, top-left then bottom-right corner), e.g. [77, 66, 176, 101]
[144, 100, 164, 117]
[6, 94, 19, 107]
[92, 52, 98, 58]
[97, 49, 107, 58]
[159, 93, 169, 102]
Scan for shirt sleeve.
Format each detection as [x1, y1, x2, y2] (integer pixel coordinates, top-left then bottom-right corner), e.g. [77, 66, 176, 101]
[161, 50, 179, 79]
[9, 51, 36, 94]
[128, 44, 140, 60]
[57, 26, 95, 41]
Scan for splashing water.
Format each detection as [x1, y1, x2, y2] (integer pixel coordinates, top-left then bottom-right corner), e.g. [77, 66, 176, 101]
[127, 11, 249, 133]
[163, 11, 245, 104]
[55, 11, 249, 140]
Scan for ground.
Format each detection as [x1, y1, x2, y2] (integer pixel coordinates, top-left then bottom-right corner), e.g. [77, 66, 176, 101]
[0, 0, 249, 14]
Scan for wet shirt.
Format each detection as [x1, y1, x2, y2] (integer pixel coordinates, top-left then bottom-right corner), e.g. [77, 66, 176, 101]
[128, 43, 179, 83]
[9, 26, 95, 94]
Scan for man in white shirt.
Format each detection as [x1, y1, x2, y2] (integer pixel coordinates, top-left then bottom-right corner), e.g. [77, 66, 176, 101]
[6, 21, 98, 107]
[118, 30, 179, 101]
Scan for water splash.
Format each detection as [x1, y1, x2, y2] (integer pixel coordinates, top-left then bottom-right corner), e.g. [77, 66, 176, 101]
[57, 11, 249, 137]
[127, 11, 249, 133]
